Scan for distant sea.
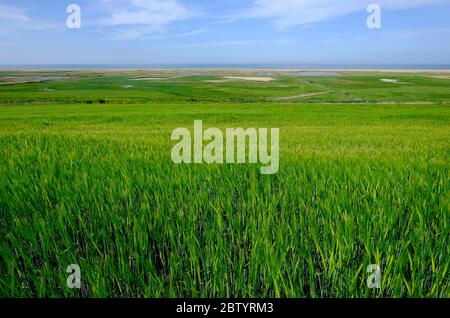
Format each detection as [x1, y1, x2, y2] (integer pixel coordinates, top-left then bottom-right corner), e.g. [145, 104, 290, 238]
[1, 64, 450, 69]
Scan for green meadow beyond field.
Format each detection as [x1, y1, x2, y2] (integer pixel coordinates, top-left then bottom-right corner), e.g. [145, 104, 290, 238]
[0, 69, 449, 297]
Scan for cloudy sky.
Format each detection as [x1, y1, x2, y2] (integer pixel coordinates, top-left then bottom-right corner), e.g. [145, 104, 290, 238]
[1, 0, 450, 65]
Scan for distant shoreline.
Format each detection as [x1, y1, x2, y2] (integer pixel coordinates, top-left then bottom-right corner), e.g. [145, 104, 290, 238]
[1, 66, 450, 73]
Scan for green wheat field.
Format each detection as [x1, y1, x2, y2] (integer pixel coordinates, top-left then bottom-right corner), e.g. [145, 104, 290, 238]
[0, 69, 449, 297]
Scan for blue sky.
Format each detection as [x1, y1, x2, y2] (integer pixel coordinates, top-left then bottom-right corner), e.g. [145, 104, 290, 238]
[1, 0, 450, 65]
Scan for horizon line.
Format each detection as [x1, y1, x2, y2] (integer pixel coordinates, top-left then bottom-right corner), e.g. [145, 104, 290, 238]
[1, 63, 450, 70]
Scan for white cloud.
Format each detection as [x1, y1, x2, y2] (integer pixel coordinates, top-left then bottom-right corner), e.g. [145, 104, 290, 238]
[232, 0, 450, 30]
[176, 29, 209, 37]
[0, 5, 57, 35]
[321, 27, 450, 44]
[0, 5, 31, 22]
[159, 39, 297, 49]
[98, 0, 199, 39]
[109, 26, 162, 40]
[0, 5, 31, 34]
